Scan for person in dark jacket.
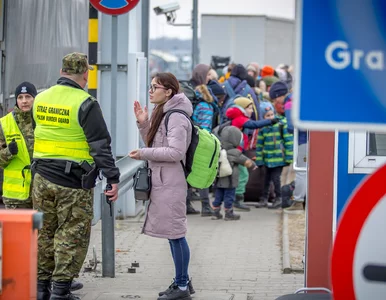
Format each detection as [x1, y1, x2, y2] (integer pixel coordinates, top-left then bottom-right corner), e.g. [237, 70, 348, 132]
[33, 52, 120, 300]
[212, 125, 256, 220]
[223, 64, 261, 122]
[186, 63, 215, 216]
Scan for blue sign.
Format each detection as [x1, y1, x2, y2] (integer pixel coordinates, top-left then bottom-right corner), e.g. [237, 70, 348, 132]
[293, 0, 386, 131]
[90, 0, 140, 16]
[100, 0, 129, 9]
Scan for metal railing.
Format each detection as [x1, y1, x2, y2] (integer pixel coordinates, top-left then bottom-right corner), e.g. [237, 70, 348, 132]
[92, 155, 144, 277]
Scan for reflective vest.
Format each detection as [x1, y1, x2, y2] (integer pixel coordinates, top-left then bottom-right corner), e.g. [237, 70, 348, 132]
[0, 112, 32, 200]
[33, 85, 94, 164]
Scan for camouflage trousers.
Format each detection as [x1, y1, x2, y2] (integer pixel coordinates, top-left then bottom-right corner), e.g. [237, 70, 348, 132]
[32, 173, 93, 282]
[3, 196, 33, 209]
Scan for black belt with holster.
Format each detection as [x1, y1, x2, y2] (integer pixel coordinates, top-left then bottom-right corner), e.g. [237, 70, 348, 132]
[32, 159, 100, 190]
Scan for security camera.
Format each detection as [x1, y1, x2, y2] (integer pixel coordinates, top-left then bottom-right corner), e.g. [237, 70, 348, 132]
[153, 3, 180, 15]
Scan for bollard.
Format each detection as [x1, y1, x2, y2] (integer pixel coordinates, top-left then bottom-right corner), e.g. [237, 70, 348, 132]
[102, 192, 115, 277]
[0, 209, 43, 300]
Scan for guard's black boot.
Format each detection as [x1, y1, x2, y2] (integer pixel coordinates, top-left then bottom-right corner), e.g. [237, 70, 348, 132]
[157, 284, 191, 300]
[201, 199, 213, 217]
[50, 281, 80, 300]
[211, 207, 223, 220]
[159, 279, 195, 297]
[224, 209, 241, 221]
[233, 194, 251, 211]
[37, 280, 51, 300]
[69, 280, 83, 292]
[268, 197, 282, 209]
[255, 197, 268, 208]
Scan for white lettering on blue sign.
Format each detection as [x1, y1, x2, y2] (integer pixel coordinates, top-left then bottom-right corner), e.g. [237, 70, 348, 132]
[325, 41, 384, 71]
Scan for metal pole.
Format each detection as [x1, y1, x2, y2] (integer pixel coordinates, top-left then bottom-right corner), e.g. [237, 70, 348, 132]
[141, 0, 150, 105]
[141, 0, 150, 60]
[101, 14, 118, 278]
[192, 0, 199, 69]
[101, 192, 115, 277]
[111, 15, 118, 158]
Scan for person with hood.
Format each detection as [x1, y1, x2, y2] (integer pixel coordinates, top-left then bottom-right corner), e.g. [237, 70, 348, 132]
[247, 63, 259, 79]
[186, 64, 217, 216]
[130, 72, 194, 300]
[225, 97, 278, 211]
[212, 125, 257, 221]
[223, 64, 260, 121]
[0, 82, 36, 210]
[189, 63, 211, 88]
[191, 84, 217, 217]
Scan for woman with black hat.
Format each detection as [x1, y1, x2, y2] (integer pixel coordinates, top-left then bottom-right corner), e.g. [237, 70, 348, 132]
[0, 81, 37, 209]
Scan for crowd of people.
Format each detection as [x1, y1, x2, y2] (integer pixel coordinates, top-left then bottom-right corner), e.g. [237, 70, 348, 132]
[128, 62, 308, 300]
[0, 52, 307, 300]
[182, 62, 307, 219]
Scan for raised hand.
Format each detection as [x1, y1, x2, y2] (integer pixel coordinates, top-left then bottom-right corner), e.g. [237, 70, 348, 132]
[134, 101, 148, 124]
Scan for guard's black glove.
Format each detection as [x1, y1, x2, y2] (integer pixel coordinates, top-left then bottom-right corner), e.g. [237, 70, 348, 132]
[8, 139, 18, 155]
[271, 118, 280, 125]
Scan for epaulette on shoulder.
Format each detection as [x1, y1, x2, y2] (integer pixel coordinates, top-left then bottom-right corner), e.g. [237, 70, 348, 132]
[89, 96, 97, 102]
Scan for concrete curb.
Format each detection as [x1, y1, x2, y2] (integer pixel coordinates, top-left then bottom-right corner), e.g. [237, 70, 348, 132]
[282, 211, 292, 274]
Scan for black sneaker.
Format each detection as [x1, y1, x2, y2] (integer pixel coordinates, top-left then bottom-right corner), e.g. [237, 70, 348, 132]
[255, 198, 268, 208]
[201, 201, 214, 217]
[233, 194, 251, 211]
[211, 207, 223, 220]
[157, 284, 191, 300]
[186, 200, 200, 215]
[224, 209, 241, 221]
[159, 279, 195, 297]
[268, 198, 282, 209]
[188, 279, 195, 295]
[159, 282, 177, 297]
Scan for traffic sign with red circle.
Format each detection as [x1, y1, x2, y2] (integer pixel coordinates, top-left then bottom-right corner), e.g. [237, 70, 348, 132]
[90, 0, 140, 16]
[331, 163, 386, 299]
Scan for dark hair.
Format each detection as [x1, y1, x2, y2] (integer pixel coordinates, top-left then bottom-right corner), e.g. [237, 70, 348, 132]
[246, 75, 256, 88]
[147, 72, 180, 147]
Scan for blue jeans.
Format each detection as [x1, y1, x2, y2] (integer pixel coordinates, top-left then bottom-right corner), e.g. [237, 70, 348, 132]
[168, 237, 190, 287]
[212, 187, 236, 209]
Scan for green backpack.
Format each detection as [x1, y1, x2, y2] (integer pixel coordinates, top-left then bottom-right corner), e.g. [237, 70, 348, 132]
[165, 109, 220, 189]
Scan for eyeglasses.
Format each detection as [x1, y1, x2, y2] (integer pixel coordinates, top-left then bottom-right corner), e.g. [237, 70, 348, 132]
[148, 84, 167, 93]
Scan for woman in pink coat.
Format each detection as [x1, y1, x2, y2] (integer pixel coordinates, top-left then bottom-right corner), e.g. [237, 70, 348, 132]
[129, 72, 194, 300]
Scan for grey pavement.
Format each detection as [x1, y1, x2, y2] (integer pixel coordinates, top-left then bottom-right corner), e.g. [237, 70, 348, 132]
[76, 202, 304, 300]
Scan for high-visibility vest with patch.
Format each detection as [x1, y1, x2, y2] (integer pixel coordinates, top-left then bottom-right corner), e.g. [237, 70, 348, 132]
[0, 112, 32, 200]
[33, 85, 94, 164]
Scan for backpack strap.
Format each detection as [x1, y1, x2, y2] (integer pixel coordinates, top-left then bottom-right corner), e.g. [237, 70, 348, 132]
[164, 109, 194, 135]
[223, 81, 236, 98]
[164, 109, 193, 178]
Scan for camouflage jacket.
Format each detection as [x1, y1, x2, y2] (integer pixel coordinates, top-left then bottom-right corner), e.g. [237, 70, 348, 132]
[0, 107, 34, 168]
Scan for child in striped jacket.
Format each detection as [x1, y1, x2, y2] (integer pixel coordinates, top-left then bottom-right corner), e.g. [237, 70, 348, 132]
[255, 102, 293, 209]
